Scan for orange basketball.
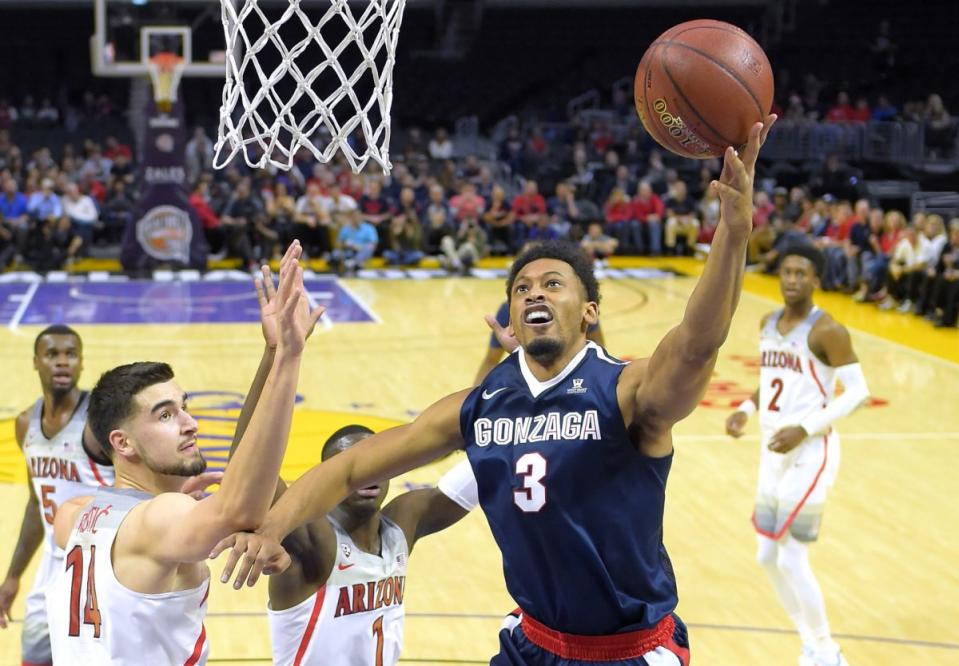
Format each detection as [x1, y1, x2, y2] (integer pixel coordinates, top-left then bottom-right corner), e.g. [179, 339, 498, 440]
[635, 19, 774, 159]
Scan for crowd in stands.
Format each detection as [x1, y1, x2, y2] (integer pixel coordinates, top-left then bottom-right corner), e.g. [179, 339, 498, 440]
[1, 82, 958, 328]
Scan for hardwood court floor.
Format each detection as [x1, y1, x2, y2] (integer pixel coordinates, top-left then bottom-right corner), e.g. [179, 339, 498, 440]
[0, 262, 957, 665]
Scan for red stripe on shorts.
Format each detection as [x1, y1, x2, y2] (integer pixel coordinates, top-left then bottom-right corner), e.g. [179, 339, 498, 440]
[752, 433, 830, 540]
[520, 611, 674, 661]
[183, 625, 206, 666]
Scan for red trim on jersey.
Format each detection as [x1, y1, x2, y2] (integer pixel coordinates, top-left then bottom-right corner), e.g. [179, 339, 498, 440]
[293, 586, 327, 666]
[183, 625, 206, 666]
[199, 581, 210, 607]
[752, 433, 830, 540]
[808, 359, 828, 407]
[519, 611, 674, 660]
[87, 457, 108, 486]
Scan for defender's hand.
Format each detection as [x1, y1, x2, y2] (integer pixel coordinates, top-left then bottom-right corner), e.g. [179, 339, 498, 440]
[0, 577, 19, 628]
[273, 241, 325, 356]
[210, 532, 291, 589]
[712, 114, 777, 236]
[725, 411, 749, 438]
[767, 425, 807, 454]
[179, 471, 224, 500]
[484, 314, 519, 353]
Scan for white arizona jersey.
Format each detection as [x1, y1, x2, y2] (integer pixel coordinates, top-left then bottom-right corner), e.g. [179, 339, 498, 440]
[46, 487, 210, 665]
[759, 307, 837, 436]
[269, 516, 408, 666]
[24, 392, 114, 554]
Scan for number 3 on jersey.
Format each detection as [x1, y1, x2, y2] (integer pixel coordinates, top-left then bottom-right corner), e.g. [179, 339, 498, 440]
[514, 452, 547, 512]
[65, 545, 102, 638]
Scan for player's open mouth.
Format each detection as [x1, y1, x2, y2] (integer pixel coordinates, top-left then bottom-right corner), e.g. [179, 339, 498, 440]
[52, 373, 73, 385]
[523, 304, 554, 326]
[178, 439, 198, 452]
[356, 485, 380, 498]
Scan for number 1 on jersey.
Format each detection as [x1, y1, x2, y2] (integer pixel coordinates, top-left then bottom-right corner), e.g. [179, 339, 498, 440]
[371, 615, 384, 666]
[514, 452, 547, 512]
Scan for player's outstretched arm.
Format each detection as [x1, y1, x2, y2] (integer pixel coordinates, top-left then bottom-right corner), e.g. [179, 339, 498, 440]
[0, 413, 44, 629]
[262, 390, 468, 544]
[630, 116, 776, 439]
[133, 243, 324, 564]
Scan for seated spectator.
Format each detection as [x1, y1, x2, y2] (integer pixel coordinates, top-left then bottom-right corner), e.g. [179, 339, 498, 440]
[28, 178, 62, 223]
[482, 185, 515, 255]
[826, 91, 855, 123]
[853, 208, 889, 302]
[872, 95, 898, 122]
[428, 128, 454, 160]
[220, 179, 262, 268]
[918, 221, 959, 327]
[189, 180, 224, 256]
[61, 182, 99, 253]
[36, 98, 59, 126]
[879, 224, 924, 310]
[424, 183, 450, 227]
[265, 182, 297, 259]
[110, 153, 135, 186]
[0, 216, 15, 269]
[0, 177, 29, 247]
[580, 222, 618, 267]
[547, 181, 581, 242]
[383, 214, 423, 266]
[422, 208, 454, 261]
[330, 210, 378, 275]
[22, 215, 80, 273]
[924, 93, 956, 156]
[632, 181, 665, 255]
[103, 136, 132, 161]
[440, 217, 487, 275]
[449, 182, 486, 223]
[527, 214, 559, 243]
[663, 180, 699, 256]
[294, 182, 332, 259]
[697, 185, 721, 245]
[892, 214, 948, 313]
[511, 180, 547, 248]
[603, 188, 634, 255]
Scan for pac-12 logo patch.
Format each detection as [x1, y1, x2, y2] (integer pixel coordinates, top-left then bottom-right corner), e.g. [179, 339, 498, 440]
[341, 543, 352, 559]
[567, 378, 587, 394]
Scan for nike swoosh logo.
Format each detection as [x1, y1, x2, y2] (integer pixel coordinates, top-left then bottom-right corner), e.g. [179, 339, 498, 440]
[482, 387, 509, 400]
[337, 563, 355, 570]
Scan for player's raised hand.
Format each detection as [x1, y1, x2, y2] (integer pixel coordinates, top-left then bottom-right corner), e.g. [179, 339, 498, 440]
[725, 411, 749, 438]
[273, 241, 325, 356]
[484, 314, 519, 353]
[254, 264, 280, 350]
[179, 471, 224, 500]
[0, 577, 18, 628]
[210, 532, 291, 589]
[711, 114, 777, 235]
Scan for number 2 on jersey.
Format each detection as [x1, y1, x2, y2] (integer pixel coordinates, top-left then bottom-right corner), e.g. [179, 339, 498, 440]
[514, 452, 547, 512]
[66, 545, 102, 638]
[768, 378, 784, 412]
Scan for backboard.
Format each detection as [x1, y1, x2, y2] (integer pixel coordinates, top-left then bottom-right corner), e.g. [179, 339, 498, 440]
[92, 0, 227, 77]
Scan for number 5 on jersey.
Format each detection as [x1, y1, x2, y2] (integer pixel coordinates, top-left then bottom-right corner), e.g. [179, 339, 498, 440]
[66, 545, 102, 638]
[514, 452, 547, 512]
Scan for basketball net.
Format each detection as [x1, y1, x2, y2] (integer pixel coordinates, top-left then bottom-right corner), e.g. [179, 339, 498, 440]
[213, 0, 407, 174]
[147, 52, 186, 115]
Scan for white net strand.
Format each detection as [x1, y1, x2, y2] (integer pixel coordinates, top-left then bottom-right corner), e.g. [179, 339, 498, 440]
[213, 0, 406, 174]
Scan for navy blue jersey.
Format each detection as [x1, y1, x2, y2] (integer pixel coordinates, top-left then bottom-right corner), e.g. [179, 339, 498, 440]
[490, 301, 599, 349]
[461, 342, 678, 635]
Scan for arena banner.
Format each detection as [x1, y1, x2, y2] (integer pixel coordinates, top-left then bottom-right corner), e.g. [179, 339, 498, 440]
[121, 99, 208, 272]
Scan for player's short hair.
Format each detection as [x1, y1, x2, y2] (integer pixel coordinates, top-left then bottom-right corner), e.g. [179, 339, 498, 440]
[321, 424, 374, 461]
[34, 324, 81, 355]
[780, 244, 825, 278]
[88, 362, 175, 458]
[506, 240, 601, 305]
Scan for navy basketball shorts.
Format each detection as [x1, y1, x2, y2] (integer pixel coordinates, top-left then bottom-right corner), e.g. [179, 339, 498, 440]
[491, 610, 690, 666]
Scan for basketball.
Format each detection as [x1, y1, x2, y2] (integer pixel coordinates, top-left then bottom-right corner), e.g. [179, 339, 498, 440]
[634, 19, 774, 159]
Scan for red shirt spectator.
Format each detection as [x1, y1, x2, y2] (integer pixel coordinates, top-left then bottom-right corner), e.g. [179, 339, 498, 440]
[632, 183, 665, 223]
[826, 92, 855, 123]
[449, 183, 486, 222]
[189, 186, 220, 230]
[103, 137, 132, 161]
[752, 192, 774, 227]
[605, 197, 632, 224]
[512, 181, 547, 225]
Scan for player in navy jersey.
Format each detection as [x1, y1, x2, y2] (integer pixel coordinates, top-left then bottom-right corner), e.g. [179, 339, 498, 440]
[220, 116, 776, 664]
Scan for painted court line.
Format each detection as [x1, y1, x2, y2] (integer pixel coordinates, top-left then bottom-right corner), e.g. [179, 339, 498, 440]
[7, 281, 39, 331]
[335, 279, 382, 323]
[198, 611, 959, 652]
[675, 432, 959, 443]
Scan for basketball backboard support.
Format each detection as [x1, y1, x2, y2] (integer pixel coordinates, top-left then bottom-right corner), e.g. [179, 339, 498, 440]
[92, 0, 228, 77]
